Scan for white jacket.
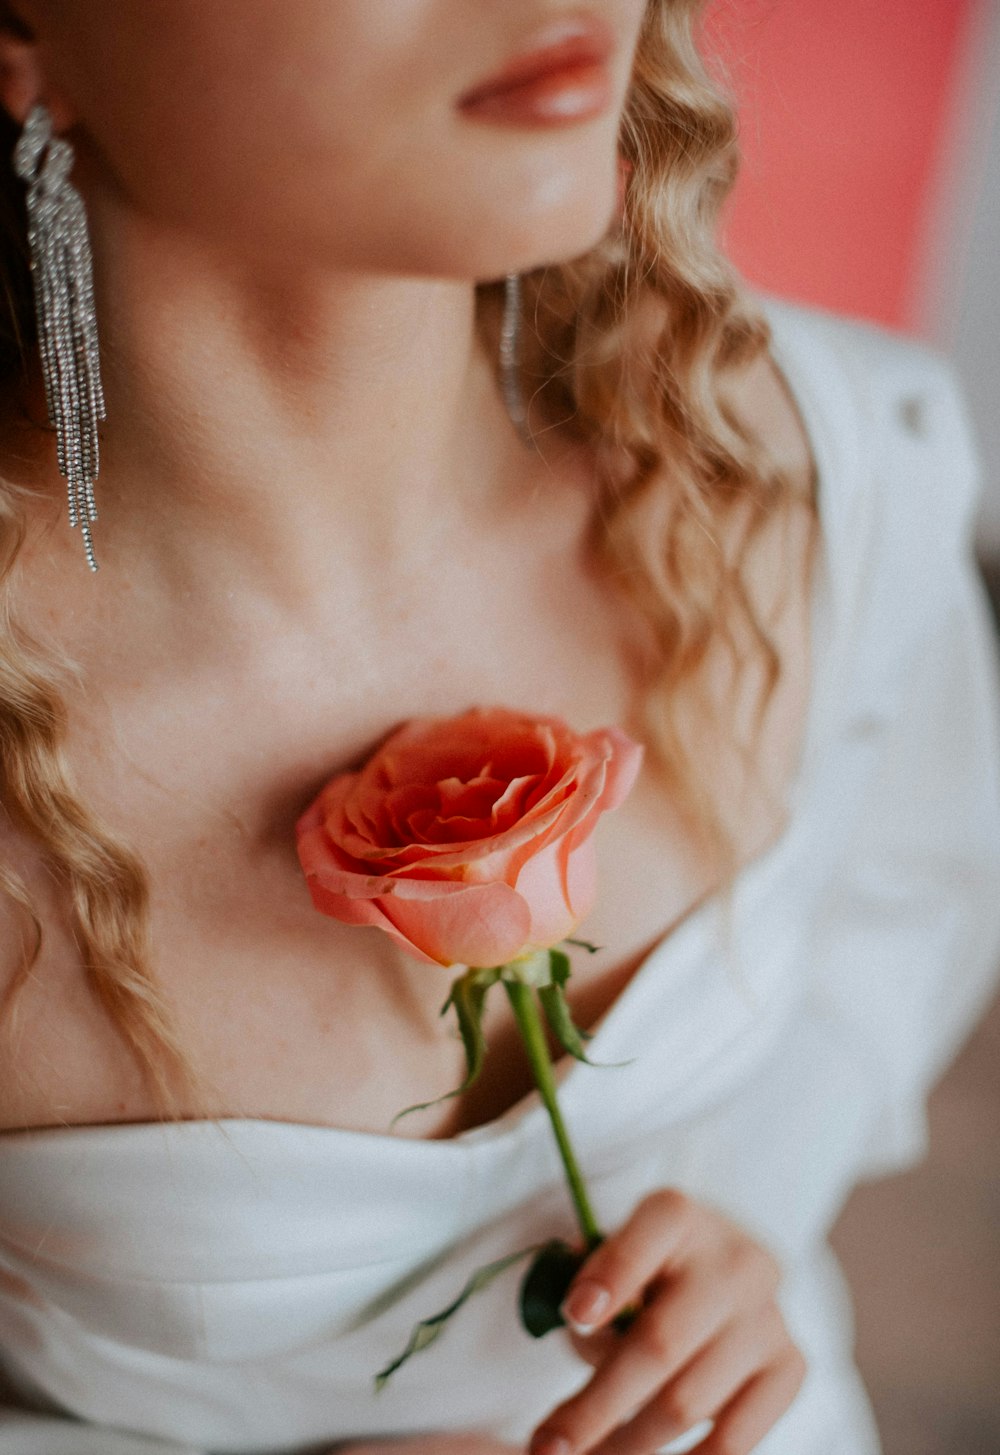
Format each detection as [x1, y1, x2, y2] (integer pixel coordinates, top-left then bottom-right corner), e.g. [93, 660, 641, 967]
[1, 295, 999, 1455]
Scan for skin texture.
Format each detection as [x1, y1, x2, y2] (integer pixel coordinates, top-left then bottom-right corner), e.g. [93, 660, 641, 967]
[0, 3, 812, 1451]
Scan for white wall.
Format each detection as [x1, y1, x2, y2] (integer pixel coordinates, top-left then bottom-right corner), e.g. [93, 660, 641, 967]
[956, 80, 1000, 553]
[915, 0, 1000, 553]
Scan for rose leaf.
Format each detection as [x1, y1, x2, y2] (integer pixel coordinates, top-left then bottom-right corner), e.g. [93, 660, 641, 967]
[538, 949, 636, 1068]
[519, 1239, 588, 1337]
[519, 1237, 640, 1340]
[374, 1241, 545, 1391]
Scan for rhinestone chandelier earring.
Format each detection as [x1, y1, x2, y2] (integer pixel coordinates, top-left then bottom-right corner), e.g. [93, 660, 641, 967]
[13, 102, 105, 572]
[500, 271, 533, 446]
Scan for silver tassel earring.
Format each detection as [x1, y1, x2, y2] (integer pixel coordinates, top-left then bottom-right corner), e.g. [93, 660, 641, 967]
[500, 271, 532, 446]
[13, 102, 105, 572]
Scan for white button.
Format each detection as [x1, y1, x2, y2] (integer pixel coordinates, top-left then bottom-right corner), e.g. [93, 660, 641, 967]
[898, 395, 927, 435]
[848, 712, 884, 739]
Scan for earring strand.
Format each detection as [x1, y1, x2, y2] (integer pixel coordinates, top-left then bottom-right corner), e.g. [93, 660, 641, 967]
[500, 271, 533, 447]
[13, 103, 105, 572]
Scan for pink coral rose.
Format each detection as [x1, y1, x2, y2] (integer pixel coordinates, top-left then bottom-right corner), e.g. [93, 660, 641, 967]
[295, 706, 643, 969]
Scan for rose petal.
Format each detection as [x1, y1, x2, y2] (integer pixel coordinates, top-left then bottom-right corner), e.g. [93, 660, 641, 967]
[301, 877, 443, 966]
[589, 726, 645, 812]
[379, 881, 533, 968]
[489, 772, 541, 830]
[562, 836, 599, 921]
[326, 791, 576, 873]
[508, 838, 586, 949]
[365, 708, 565, 795]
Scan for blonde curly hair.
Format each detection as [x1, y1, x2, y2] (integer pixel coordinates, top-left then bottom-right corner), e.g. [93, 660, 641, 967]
[0, 0, 815, 1119]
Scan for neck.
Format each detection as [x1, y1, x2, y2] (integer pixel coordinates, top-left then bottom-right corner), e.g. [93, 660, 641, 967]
[17, 193, 546, 612]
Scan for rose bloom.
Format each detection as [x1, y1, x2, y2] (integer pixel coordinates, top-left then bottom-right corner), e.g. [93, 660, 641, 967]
[295, 706, 644, 968]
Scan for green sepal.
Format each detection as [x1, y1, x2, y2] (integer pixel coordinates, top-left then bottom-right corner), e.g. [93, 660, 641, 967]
[374, 1241, 546, 1392]
[563, 936, 602, 954]
[499, 948, 552, 988]
[440, 964, 502, 1085]
[537, 949, 635, 1069]
[388, 965, 500, 1129]
[548, 948, 577, 991]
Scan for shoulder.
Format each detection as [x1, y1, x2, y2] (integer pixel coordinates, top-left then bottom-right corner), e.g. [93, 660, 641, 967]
[759, 289, 967, 409]
[756, 292, 982, 544]
[753, 296, 996, 746]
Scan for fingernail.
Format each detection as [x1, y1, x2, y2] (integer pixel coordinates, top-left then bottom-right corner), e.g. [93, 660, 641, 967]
[528, 1435, 572, 1455]
[560, 1278, 611, 1332]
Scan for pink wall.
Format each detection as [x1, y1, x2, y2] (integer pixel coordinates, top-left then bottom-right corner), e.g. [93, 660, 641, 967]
[702, 0, 978, 332]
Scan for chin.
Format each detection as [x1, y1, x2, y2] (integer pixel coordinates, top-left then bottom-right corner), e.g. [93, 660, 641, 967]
[331, 161, 620, 282]
[526, 205, 619, 269]
[456, 188, 621, 280]
[515, 164, 622, 267]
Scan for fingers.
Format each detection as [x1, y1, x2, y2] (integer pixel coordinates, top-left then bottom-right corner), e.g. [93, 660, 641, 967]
[530, 1189, 795, 1455]
[560, 1189, 780, 1336]
[565, 1320, 621, 1369]
[587, 1306, 799, 1455]
[695, 1347, 808, 1455]
[542, 1292, 790, 1455]
[547, 1265, 732, 1448]
[559, 1189, 696, 1334]
[547, 1208, 780, 1438]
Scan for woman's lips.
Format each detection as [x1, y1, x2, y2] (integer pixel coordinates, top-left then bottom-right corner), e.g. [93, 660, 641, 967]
[456, 17, 615, 127]
[457, 61, 613, 126]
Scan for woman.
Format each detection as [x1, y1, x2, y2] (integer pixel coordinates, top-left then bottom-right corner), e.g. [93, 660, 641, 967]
[0, 3, 997, 1454]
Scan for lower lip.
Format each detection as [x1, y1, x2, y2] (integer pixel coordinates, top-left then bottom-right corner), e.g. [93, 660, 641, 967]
[457, 61, 613, 127]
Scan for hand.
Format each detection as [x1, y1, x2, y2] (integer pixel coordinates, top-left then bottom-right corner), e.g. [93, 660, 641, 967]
[528, 1189, 807, 1455]
[334, 1437, 521, 1455]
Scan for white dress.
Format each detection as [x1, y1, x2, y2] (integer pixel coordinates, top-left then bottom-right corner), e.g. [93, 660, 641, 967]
[1, 295, 1000, 1455]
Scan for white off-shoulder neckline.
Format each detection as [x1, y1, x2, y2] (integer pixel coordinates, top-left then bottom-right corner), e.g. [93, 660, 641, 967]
[0, 296, 855, 1158]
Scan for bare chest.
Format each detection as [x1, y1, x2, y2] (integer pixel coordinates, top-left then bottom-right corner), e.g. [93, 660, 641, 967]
[0, 479, 814, 1138]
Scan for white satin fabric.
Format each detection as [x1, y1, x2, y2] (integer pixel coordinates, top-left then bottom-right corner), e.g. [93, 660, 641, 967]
[1, 295, 1000, 1455]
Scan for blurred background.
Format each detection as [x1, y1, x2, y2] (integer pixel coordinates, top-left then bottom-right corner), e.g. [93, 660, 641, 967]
[700, 3, 1000, 1451]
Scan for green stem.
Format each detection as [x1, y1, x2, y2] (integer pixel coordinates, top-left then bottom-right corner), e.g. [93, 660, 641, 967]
[503, 975, 603, 1250]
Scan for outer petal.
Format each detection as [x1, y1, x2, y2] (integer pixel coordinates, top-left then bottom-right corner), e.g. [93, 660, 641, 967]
[295, 812, 370, 887]
[301, 877, 442, 966]
[561, 837, 599, 923]
[511, 839, 586, 950]
[295, 793, 331, 841]
[554, 728, 645, 864]
[589, 726, 645, 812]
[379, 882, 533, 968]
